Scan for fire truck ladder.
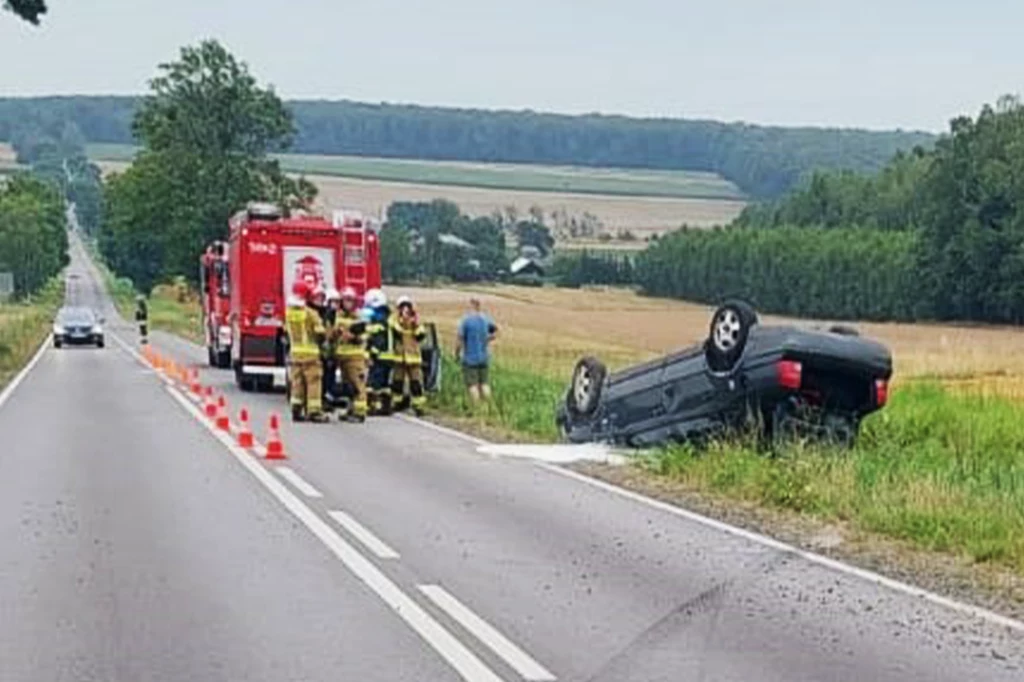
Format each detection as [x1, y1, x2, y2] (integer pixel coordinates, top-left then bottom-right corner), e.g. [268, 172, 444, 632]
[342, 226, 368, 294]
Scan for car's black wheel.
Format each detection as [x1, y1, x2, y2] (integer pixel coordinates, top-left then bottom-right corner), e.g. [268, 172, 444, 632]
[96, 339, 105, 348]
[706, 300, 758, 372]
[235, 365, 254, 392]
[567, 356, 607, 418]
[53, 337, 62, 349]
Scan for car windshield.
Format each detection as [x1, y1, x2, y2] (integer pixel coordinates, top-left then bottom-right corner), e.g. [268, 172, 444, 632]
[57, 308, 96, 326]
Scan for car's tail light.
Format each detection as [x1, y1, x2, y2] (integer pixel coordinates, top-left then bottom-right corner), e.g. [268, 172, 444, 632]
[777, 360, 802, 390]
[875, 379, 888, 407]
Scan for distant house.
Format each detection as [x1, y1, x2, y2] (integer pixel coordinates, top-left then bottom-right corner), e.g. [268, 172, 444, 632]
[438, 233, 475, 250]
[509, 256, 545, 278]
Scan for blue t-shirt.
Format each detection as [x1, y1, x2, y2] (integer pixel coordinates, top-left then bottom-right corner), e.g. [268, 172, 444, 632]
[458, 312, 496, 366]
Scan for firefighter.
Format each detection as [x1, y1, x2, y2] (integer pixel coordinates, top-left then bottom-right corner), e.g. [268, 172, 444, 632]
[365, 288, 398, 416]
[332, 286, 369, 422]
[322, 288, 342, 407]
[285, 280, 327, 422]
[135, 295, 149, 345]
[390, 295, 428, 416]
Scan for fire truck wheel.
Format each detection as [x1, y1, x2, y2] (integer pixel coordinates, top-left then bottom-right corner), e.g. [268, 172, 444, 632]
[207, 346, 217, 367]
[215, 349, 231, 369]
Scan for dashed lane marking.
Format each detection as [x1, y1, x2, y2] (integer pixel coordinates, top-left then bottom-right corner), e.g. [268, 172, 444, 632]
[419, 585, 557, 682]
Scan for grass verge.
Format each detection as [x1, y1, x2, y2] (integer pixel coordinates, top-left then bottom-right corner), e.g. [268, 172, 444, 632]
[0, 279, 63, 389]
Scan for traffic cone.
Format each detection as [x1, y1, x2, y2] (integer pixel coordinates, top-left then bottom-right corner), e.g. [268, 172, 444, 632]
[264, 413, 286, 460]
[236, 408, 254, 448]
[215, 396, 230, 431]
[204, 387, 217, 418]
[190, 369, 202, 395]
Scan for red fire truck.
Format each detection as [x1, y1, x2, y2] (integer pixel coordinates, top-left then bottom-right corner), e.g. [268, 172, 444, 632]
[199, 241, 232, 368]
[217, 202, 383, 391]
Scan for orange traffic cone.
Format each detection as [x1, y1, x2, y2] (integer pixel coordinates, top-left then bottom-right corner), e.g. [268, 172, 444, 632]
[190, 369, 202, 395]
[237, 408, 254, 448]
[215, 396, 230, 431]
[264, 413, 286, 460]
[204, 387, 217, 418]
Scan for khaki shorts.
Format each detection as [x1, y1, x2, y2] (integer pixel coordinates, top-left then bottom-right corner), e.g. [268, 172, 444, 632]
[462, 363, 489, 387]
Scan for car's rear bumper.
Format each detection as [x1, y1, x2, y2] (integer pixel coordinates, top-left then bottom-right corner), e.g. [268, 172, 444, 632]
[242, 364, 286, 387]
[55, 334, 103, 345]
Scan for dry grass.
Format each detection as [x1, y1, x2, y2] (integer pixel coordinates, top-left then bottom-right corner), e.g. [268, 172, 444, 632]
[393, 283, 1024, 396]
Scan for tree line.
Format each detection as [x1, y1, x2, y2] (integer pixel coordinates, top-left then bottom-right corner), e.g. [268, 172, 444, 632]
[0, 95, 933, 199]
[638, 95, 1024, 324]
[9, 117, 104, 235]
[0, 174, 68, 297]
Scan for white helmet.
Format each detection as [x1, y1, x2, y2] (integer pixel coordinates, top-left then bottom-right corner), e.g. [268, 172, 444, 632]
[325, 288, 341, 302]
[396, 295, 413, 308]
[341, 286, 357, 300]
[286, 294, 305, 308]
[365, 288, 387, 308]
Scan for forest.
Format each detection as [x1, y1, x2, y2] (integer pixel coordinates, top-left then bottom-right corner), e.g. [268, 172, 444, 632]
[638, 96, 1024, 324]
[0, 95, 932, 198]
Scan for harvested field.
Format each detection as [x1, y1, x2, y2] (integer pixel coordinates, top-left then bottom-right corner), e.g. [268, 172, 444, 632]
[393, 283, 1024, 396]
[90, 157, 746, 234]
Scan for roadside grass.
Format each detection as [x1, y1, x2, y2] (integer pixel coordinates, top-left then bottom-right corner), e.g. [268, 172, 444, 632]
[642, 382, 1024, 574]
[0, 279, 62, 389]
[94, 277, 1024, 573]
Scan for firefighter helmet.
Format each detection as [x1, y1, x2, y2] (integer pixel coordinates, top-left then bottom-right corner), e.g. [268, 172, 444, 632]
[341, 286, 357, 300]
[291, 280, 310, 300]
[365, 288, 386, 308]
[396, 294, 413, 309]
[325, 287, 341, 302]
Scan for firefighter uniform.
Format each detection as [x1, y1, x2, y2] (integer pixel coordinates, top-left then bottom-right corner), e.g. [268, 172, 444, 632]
[391, 311, 427, 414]
[366, 308, 398, 415]
[333, 310, 369, 419]
[286, 302, 326, 421]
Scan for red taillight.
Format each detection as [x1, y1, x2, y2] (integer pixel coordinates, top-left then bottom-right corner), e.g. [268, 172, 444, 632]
[777, 360, 802, 390]
[875, 379, 888, 407]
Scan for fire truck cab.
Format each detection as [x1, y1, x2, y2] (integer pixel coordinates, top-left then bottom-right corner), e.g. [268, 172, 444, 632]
[199, 241, 232, 368]
[224, 202, 383, 391]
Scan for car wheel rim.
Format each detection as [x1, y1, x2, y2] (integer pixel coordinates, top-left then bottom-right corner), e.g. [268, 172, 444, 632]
[713, 309, 742, 352]
[574, 367, 592, 406]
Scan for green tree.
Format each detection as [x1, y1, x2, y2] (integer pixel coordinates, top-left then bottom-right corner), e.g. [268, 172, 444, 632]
[3, 0, 46, 24]
[0, 174, 68, 295]
[513, 220, 555, 257]
[100, 40, 317, 290]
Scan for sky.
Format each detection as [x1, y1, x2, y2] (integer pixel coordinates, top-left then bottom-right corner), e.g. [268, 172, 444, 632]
[0, 0, 1021, 132]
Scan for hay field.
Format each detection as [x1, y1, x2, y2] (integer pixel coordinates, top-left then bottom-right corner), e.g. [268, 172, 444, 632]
[392, 284, 1024, 396]
[89, 153, 746, 234]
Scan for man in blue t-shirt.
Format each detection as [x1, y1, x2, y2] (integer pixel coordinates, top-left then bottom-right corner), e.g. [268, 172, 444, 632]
[455, 297, 498, 401]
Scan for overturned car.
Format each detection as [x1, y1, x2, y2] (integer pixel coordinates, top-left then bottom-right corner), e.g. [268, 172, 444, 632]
[555, 301, 892, 448]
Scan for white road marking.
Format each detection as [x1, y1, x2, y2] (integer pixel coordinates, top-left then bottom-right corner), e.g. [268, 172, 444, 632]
[327, 510, 400, 560]
[420, 585, 557, 681]
[162, 384, 508, 682]
[113, 331, 1024, 636]
[396, 413, 489, 446]
[477, 442, 628, 465]
[538, 462, 1024, 634]
[0, 338, 49, 412]
[275, 466, 323, 498]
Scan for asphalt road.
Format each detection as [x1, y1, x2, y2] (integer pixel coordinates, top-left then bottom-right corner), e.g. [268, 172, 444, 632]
[0, 232, 1021, 681]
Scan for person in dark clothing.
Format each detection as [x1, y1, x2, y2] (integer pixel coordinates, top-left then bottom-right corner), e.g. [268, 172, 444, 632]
[135, 295, 149, 345]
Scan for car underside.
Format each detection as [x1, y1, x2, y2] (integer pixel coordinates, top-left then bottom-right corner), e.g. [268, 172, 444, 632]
[556, 301, 893, 449]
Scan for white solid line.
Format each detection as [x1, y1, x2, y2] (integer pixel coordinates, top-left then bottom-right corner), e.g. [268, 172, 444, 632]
[537, 462, 1024, 634]
[327, 510, 400, 560]
[0, 337, 49, 412]
[275, 466, 323, 498]
[419, 585, 556, 682]
[163, 384, 507, 682]
[395, 413, 490, 446]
